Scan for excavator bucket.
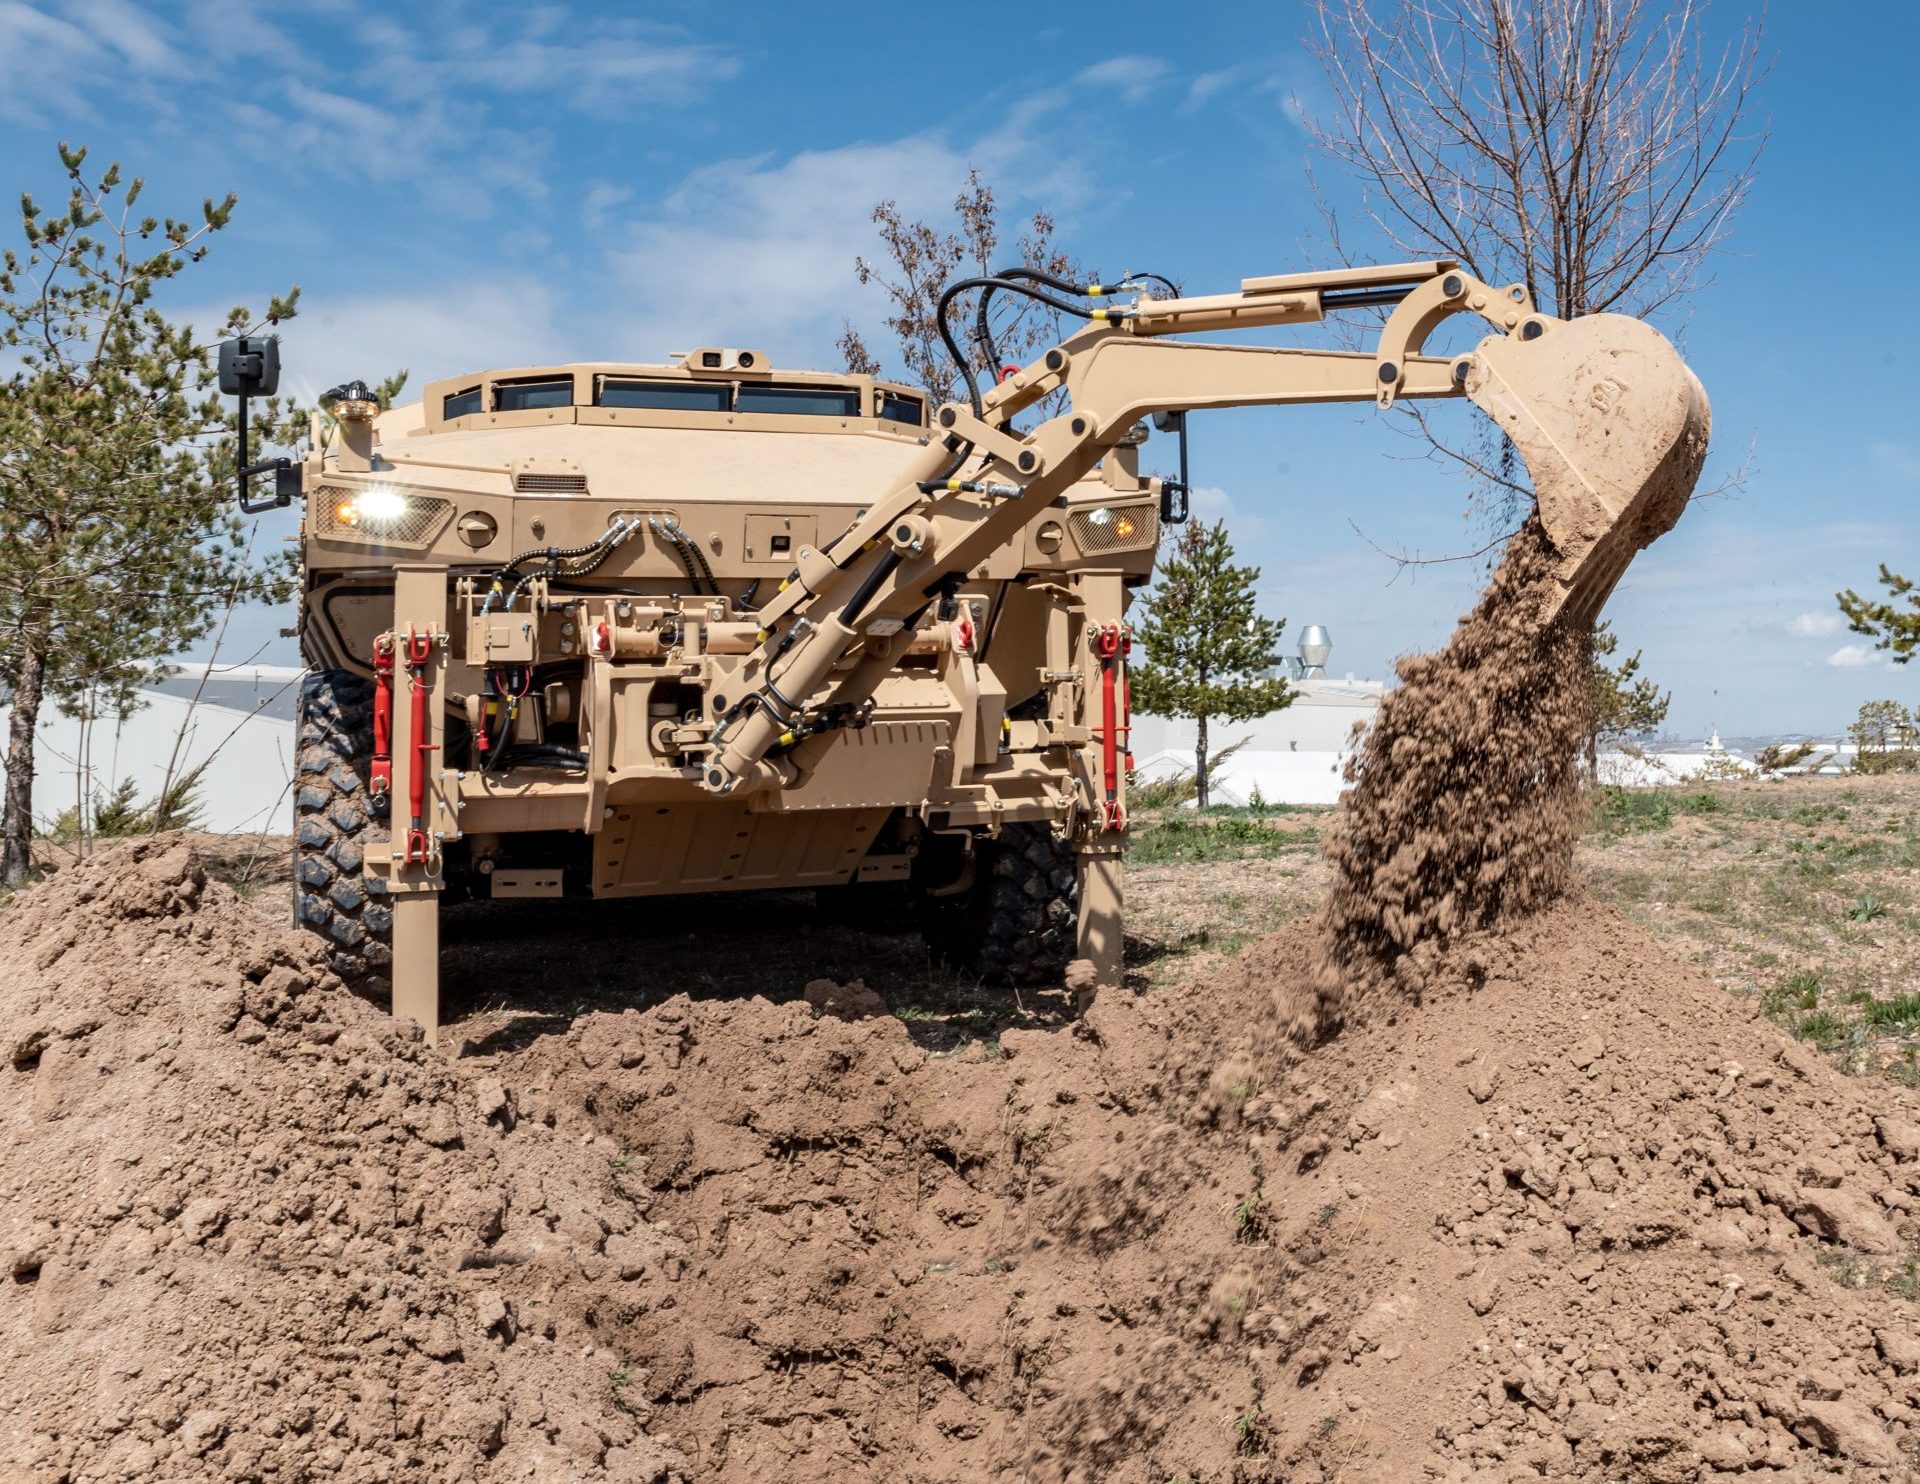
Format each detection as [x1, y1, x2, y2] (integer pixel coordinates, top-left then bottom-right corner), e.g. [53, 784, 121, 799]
[1464, 314, 1711, 628]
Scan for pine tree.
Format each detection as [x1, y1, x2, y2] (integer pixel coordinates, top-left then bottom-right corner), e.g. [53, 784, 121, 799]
[1130, 519, 1292, 809]
[1587, 621, 1671, 772]
[1838, 567, 1920, 665]
[0, 144, 299, 884]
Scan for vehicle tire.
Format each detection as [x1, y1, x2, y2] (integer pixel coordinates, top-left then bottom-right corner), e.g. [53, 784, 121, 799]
[293, 670, 392, 994]
[923, 822, 1079, 986]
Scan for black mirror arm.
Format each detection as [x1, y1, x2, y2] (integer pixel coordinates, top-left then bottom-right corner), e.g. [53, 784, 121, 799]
[233, 392, 294, 514]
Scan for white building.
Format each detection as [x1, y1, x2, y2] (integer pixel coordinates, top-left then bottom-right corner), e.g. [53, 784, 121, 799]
[0, 665, 300, 836]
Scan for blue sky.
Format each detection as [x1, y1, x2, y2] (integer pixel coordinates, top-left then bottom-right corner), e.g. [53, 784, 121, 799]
[2, 0, 1914, 737]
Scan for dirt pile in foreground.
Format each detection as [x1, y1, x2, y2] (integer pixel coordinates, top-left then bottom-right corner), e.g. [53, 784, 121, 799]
[493, 906, 1919, 1481]
[0, 841, 688, 1483]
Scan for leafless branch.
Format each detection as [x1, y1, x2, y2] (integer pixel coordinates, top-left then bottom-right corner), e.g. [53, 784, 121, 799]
[1302, 0, 1768, 522]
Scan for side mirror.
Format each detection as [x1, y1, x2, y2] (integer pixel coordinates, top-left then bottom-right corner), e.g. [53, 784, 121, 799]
[219, 336, 293, 514]
[218, 335, 281, 398]
[1151, 410, 1192, 525]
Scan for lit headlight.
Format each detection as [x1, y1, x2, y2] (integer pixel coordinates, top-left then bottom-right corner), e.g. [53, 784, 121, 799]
[1084, 507, 1139, 540]
[338, 487, 411, 528]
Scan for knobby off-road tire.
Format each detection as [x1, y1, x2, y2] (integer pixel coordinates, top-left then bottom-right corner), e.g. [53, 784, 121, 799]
[294, 670, 392, 994]
[925, 822, 1079, 987]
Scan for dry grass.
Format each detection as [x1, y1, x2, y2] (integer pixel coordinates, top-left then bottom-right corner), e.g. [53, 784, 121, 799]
[1126, 774, 1920, 1083]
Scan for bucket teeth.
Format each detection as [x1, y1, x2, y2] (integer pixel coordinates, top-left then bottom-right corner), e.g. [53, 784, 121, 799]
[1464, 314, 1711, 628]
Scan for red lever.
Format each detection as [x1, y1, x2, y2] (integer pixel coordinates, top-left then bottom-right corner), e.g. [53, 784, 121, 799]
[370, 635, 394, 805]
[402, 627, 437, 866]
[1094, 624, 1127, 832]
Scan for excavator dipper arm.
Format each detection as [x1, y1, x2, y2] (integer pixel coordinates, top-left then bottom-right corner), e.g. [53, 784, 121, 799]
[702, 260, 1709, 798]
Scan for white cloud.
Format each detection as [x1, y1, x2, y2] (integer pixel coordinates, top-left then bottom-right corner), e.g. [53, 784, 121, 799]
[1187, 65, 1251, 108]
[604, 136, 989, 365]
[1826, 643, 1886, 670]
[1179, 484, 1275, 549]
[1787, 611, 1844, 637]
[268, 282, 570, 397]
[582, 182, 634, 229]
[0, 1, 107, 122]
[1075, 55, 1172, 104]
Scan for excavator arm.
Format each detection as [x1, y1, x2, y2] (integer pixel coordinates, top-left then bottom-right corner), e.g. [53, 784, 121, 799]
[701, 259, 1709, 800]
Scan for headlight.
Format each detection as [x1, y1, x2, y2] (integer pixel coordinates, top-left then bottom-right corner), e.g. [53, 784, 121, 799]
[344, 486, 410, 528]
[1069, 503, 1157, 553]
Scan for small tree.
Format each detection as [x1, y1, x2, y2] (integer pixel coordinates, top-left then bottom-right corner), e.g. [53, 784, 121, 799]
[1130, 520, 1293, 809]
[1848, 699, 1917, 774]
[840, 169, 1083, 411]
[0, 144, 298, 884]
[1838, 566, 1920, 665]
[1587, 621, 1671, 771]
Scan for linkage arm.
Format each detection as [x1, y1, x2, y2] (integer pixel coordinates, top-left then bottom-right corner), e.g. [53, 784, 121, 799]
[700, 264, 1544, 796]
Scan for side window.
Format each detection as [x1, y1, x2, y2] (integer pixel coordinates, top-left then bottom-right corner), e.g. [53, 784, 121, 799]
[597, 378, 731, 412]
[443, 386, 482, 419]
[735, 385, 861, 417]
[494, 377, 574, 412]
[877, 390, 925, 426]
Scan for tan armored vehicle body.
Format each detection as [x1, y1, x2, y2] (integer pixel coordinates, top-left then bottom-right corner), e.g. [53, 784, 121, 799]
[293, 354, 1159, 1025]
[231, 258, 1708, 1038]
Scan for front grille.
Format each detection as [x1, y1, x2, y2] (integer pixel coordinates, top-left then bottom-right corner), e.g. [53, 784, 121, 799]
[312, 486, 454, 547]
[1068, 503, 1159, 555]
[514, 472, 588, 493]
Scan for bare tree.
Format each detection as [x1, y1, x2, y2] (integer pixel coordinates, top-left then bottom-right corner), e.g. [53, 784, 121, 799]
[1303, 0, 1766, 509]
[840, 170, 1086, 410]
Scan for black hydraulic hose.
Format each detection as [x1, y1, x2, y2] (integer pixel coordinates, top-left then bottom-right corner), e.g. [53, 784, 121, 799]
[498, 748, 587, 772]
[1321, 284, 1419, 311]
[937, 275, 1106, 418]
[840, 548, 903, 626]
[971, 266, 1177, 382]
[649, 516, 715, 595]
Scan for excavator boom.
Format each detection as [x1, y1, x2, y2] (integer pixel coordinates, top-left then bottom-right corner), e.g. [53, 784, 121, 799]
[704, 261, 1711, 799]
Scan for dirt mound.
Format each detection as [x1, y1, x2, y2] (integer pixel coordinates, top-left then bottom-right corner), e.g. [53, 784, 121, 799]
[0, 841, 688, 1483]
[1220, 899, 1920, 1479]
[492, 895, 1918, 1481]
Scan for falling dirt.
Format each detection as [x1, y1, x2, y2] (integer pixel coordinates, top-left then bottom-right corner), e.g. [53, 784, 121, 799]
[4, 532, 1917, 1480]
[1314, 516, 1590, 1023]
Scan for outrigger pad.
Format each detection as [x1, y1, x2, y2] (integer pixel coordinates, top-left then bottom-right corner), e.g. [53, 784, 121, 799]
[1465, 313, 1711, 629]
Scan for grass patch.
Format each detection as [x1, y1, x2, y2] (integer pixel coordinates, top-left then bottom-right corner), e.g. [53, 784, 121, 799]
[1864, 993, 1920, 1029]
[1130, 814, 1310, 864]
[1592, 787, 1674, 833]
[1792, 1010, 1844, 1047]
[1762, 972, 1822, 1016]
